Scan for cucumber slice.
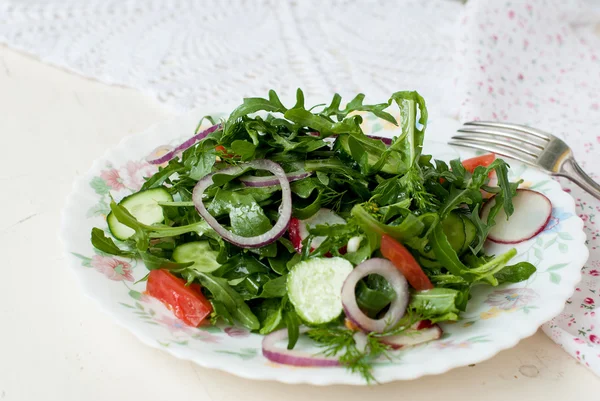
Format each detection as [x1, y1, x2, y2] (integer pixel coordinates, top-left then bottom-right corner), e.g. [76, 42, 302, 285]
[461, 215, 477, 253]
[441, 212, 465, 254]
[287, 257, 353, 324]
[107, 187, 173, 240]
[173, 241, 221, 273]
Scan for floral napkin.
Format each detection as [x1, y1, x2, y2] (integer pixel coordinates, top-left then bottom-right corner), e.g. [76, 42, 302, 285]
[457, 0, 600, 373]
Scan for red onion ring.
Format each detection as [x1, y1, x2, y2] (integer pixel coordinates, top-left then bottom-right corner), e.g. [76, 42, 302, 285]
[192, 159, 292, 248]
[262, 328, 340, 367]
[308, 132, 391, 145]
[147, 124, 222, 165]
[341, 258, 409, 333]
[379, 325, 443, 350]
[367, 135, 392, 145]
[239, 171, 312, 187]
[353, 331, 368, 354]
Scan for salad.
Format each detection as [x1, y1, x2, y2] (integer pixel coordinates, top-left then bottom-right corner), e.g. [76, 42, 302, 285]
[90, 89, 549, 382]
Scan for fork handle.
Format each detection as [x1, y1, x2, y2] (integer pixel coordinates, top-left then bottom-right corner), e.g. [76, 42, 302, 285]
[557, 157, 600, 200]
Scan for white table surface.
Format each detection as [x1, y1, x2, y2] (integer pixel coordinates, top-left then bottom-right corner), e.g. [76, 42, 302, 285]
[1, 45, 599, 400]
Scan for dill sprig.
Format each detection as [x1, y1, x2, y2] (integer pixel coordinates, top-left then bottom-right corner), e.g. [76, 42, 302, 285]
[307, 327, 391, 384]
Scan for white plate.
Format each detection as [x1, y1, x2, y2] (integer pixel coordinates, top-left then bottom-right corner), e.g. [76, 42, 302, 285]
[60, 108, 587, 385]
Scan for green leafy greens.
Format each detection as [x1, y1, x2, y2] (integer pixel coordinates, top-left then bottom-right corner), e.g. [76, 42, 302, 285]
[90, 89, 536, 383]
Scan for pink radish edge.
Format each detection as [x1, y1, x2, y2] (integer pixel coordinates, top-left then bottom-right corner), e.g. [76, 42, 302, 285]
[481, 188, 552, 244]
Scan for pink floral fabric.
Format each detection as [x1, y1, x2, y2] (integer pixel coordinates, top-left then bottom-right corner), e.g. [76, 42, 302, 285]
[457, 0, 600, 373]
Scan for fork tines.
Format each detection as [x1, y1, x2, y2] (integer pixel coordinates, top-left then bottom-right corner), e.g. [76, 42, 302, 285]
[450, 121, 552, 165]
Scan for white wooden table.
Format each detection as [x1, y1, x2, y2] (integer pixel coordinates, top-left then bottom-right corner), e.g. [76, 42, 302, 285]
[1, 45, 598, 401]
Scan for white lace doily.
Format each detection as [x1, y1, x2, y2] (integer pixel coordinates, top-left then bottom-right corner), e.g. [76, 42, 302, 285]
[0, 0, 462, 112]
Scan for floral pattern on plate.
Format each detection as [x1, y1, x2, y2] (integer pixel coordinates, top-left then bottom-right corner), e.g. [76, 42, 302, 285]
[60, 111, 587, 385]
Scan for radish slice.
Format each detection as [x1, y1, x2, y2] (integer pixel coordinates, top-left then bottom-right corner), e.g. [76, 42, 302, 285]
[262, 328, 339, 367]
[289, 208, 346, 253]
[481, 188, 552, 244]
[341, 258, 409, 333]
[379, 325, 443, 349]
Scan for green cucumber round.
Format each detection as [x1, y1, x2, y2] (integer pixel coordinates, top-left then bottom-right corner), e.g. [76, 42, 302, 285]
[172, 241, 221, 273]
[287, 257, 353, 325]
[107, 187, 173, 240]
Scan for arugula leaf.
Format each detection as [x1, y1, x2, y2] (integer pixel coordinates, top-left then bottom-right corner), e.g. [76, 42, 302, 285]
[408, 288, 460, 323]
[188, 271, 260, 330]
[284, 308, 300, 349]
[464, 248, 521, 286]
[226, 91, 287, 124]
[389, 91, 428, 167]
[259, 300, 284, 335]
[212, 254, 270, 279]
[320, 93, 397, 124]
[183, 146, 217, 181]
[258, 275, 288, 298]
[493, 261, 536, 284]
[467, 201, 503, 254]
[210, 300, 234, 325]
[252, 298, 284, 334]
[429, 223, 470, 278]
[209, 190, 272, 238]
[355, 274, 396, 318]
[284, 108, 362, 136]
[231, 140, 257, 160]
[141, 161, 184, 191]
[351, 203, 425, 244]
[139, 252, 193, 270]
[90, 228, 135, 257]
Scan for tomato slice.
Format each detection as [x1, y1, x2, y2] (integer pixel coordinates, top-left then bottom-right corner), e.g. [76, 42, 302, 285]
[146, 269, 213, 327]
[380, 234, 434, 291]
[461, 153, 495, 173]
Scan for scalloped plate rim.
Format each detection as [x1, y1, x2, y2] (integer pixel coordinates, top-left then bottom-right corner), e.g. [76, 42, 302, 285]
[59, 109, 588, 385]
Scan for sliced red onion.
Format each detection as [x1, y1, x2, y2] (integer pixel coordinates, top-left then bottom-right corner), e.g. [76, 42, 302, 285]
[308, 132, 390, 146]
[262, 328, 339, 367]
[239, 171, 312, 187]
[147, 124, 222, 165]
[379, 325, 443, 350]
[341, 258, 409, 333]
[192, 159, 292, 248]
[367, 135, 392, 145]
[353, 331, 369, 354]
[346, 236, 363, 253]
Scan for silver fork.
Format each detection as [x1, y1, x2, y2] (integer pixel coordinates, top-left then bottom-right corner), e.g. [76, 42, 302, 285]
[450, 121, 600, 200]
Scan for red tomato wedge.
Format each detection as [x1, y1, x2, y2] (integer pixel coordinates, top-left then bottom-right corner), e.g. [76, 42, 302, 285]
[380, 234, 434, 291]
[146, 269, 213, 327]
[461, 153, 495, 173]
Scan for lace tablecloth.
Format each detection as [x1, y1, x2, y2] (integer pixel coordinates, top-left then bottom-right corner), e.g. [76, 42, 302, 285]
[2, 0, 600, 375]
